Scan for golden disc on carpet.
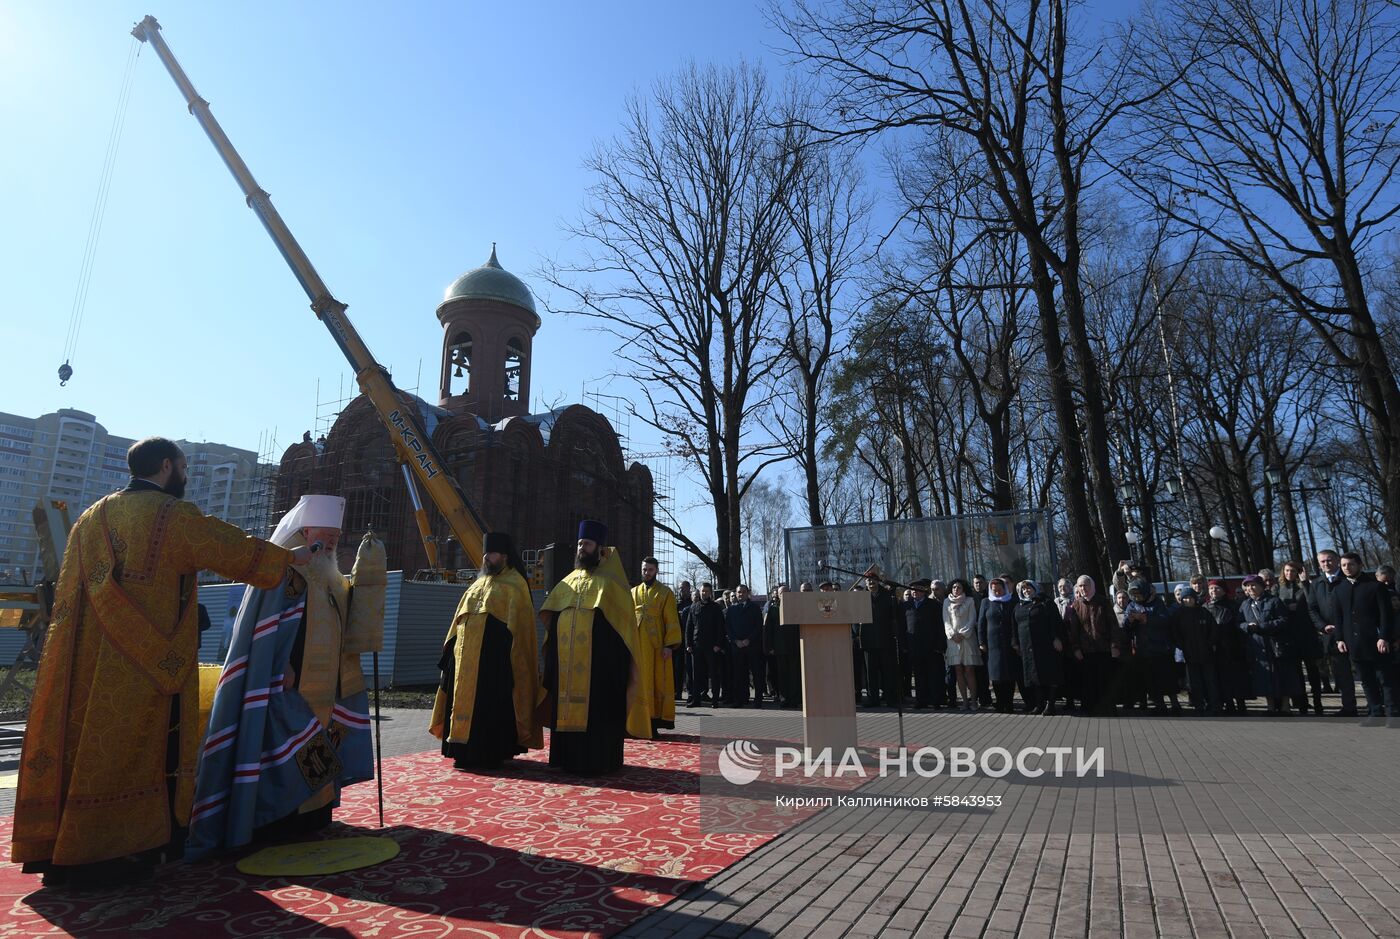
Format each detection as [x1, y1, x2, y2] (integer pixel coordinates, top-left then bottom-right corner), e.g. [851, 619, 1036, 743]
[236, 836, 399, 876]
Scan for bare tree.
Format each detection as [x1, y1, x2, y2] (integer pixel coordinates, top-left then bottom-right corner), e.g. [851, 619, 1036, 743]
[885, 129, 1034, 512]
[769, 129, 872, 526]
[1131, 0, 1400, 553]
[1167, 262, 1332, 570]
[544, 63, 800, 583]
[740, 477, 792, 588]
[776, 0, 1161, 573]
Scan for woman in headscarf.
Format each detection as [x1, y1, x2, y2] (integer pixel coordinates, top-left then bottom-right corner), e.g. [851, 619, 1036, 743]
[1013, 580, 1066, 715]
[977, 577, 1020, 712]
[1065, 574, 1125, 715]
[943, 578, 982, 710]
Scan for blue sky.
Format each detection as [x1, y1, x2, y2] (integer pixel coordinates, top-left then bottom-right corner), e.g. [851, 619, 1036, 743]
[2, 1, 781, 436]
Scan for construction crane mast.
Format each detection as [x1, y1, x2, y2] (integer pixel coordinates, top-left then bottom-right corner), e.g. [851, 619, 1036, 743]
[130, 15, 486, 568]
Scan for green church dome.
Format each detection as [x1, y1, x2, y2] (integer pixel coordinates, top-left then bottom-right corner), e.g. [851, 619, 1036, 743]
[443, 245, 537, 315]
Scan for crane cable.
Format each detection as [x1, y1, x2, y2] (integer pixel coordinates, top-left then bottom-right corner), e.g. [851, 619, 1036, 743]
[59, 38, 141, 386]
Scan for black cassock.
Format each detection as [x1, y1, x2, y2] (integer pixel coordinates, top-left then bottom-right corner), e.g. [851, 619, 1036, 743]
[437, 614, 524, 768]
[542, 609, 631, 775]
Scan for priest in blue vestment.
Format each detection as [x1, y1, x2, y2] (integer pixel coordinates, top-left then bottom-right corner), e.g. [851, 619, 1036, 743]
[187, 495, 386, 859]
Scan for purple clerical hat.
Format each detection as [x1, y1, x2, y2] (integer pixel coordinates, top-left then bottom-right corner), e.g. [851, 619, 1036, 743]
[483, 531, 514, 556]
[578, 519, 607, 544]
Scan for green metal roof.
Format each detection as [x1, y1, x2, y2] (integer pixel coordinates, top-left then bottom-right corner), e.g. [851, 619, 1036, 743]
[442, 245, 537, 314]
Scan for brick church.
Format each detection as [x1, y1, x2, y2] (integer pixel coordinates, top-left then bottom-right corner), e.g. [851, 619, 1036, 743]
[273, 247, 655, 581]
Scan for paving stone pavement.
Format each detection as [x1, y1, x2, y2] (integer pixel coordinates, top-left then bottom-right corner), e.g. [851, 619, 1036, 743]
[4, 700, 1399, 938]
[620, 697, 1400, 939]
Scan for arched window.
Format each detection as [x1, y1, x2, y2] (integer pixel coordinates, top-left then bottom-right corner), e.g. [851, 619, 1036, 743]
[448, 331, 472, 396]
[504, 337, 524, 401]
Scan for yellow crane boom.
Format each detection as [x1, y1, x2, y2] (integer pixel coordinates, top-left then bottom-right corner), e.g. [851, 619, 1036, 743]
[131, 15, 486, 567]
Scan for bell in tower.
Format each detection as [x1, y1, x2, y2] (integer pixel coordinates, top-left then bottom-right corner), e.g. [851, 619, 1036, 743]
[436, 245, 541, 423]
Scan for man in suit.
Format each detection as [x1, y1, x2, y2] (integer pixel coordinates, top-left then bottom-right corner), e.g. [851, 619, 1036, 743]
[860, 568, 901, 707]
[687, 583, 726, 708]
[724, 585, 764, 707]
[904, 578, 946, 708]
[768, 585, 802, 707]
[1307, 549, 1360, 716]
[675, 581, 693, 703]
[1335, 552, 1396, 723]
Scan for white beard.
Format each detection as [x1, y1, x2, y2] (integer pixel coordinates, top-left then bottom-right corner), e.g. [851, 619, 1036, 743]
[301, 550, 343, 589]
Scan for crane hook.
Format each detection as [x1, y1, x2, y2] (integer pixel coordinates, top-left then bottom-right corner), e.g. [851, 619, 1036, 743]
[58, 361, 73, 386]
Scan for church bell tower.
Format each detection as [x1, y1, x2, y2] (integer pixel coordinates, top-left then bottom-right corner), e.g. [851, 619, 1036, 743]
[437, 245, 541, 422]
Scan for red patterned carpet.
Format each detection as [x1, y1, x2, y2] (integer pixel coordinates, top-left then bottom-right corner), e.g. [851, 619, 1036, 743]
[0, 734, 799, 938]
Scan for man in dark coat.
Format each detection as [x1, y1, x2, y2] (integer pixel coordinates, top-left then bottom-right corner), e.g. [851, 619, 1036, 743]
[1064, 574, 1124, 715]
[675, 581, 693, 703]
[725, 585, 765, 707]
[1012, 581, 1064, 714]
[1335, 553, 1396, 722]
[768, 585, 802, 707]
[688, 584, 726, 708]
[970, 574, 992, 708]
[860, 567, 901, 707]
[1308, 550, 1360, 716]
[904, 578, 946, 708]
[846, 583, 867, 705]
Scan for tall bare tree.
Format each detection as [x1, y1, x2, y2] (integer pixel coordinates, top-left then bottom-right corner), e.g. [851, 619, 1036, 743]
[885, 129, 1034, 512]
[740, 476, 792, 588]
[776, 0, 1162, 573]
[544, 63, 799, 583]
[1131, 0, 1400, 553]
[769, 129, 872, 526]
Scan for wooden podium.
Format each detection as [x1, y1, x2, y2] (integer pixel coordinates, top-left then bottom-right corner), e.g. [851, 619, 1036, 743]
[781, 591, 870, 755]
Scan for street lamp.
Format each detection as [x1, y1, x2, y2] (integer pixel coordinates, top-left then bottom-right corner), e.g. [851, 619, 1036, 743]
[1266, 464, 1333, 566]
[1117, 480, 1174, 582]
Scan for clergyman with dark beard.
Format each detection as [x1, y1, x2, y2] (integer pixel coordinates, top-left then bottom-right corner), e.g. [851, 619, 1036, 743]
[539, 520, 651, 774]
[431, 531, 542, 769]
[12, 437, 307, 889]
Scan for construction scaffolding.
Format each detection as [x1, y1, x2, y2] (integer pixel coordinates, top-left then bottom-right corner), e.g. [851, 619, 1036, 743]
[582, 383, 679, 581]
[250, 427, 281, 538]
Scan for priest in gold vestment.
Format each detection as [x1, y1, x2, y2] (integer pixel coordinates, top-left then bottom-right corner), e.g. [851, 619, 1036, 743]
[11, 437, 300, 887]
[430, 531, 542, 769]
[633, 557, 681, 733]
[540, 520, 651, 774]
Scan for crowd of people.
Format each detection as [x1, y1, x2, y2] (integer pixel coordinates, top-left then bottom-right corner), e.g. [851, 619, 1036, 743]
[14, 432, 1399, 894]
[669, 552, 1400, 724]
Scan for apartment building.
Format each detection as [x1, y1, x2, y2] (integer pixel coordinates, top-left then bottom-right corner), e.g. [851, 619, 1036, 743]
[0, 408, 272, 581]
